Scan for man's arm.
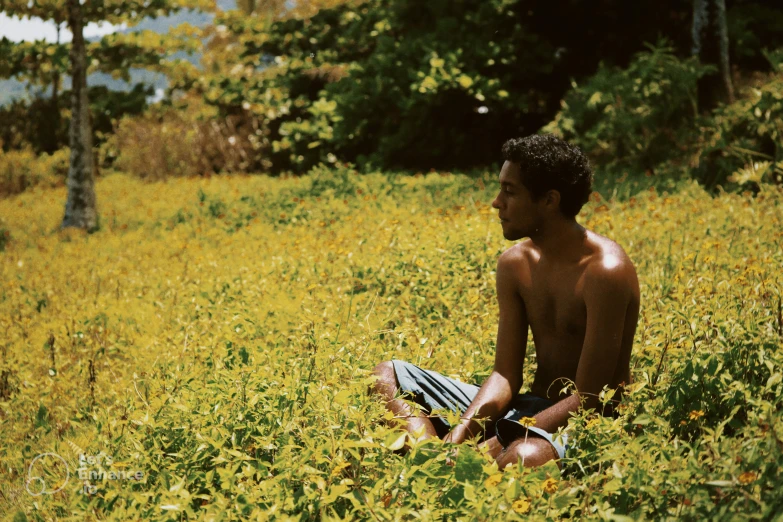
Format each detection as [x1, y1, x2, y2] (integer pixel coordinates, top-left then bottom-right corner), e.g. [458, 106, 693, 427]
[531, 259, 634, 433]
[445, 248, 528, 443]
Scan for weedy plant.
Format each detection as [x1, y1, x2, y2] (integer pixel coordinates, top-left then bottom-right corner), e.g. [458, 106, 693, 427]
[0, 167, 781, 520]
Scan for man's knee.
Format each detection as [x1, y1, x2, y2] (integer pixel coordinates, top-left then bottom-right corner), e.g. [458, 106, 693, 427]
[479, 436, 505, 460]
[495, 437, 559, 470]
[370, 361, 398, 400]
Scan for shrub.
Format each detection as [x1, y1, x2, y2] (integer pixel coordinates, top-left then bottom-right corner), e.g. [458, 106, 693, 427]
[543, 40, 711, 177]
[105, 102, 272, 180]
[728, 3, 783, 71]
[274, 96, 342, 173]
[0, 84, 150, 156]
[0, 97, 68, 155]
[0, 147, 70, 198]
[104, 110, 200, 181]
[694, 50, 783, 191]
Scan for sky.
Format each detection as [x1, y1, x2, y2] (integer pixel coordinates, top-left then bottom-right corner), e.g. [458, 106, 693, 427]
[0, 13, 126, 43]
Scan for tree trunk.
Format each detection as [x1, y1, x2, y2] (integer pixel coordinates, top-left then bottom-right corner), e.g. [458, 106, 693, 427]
[692, 0, 735, 112]
[62, 0, 98, 231]
[237, 0, 257, 13]
[45, 23, 62, 155]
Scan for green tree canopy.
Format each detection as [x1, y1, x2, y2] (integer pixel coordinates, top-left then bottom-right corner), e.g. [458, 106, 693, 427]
[0, 0, 215, 230]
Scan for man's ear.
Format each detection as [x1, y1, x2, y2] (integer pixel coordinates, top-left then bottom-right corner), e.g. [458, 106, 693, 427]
[544, 190, 561, 210]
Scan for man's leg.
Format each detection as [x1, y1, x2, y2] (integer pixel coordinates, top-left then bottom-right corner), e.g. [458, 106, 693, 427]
[494, 437, 560, 470]
[478, 436, 505, 460]
[371, 361, 439, 441]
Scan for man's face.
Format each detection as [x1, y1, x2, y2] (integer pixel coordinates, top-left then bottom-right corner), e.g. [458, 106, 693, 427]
[491, 161, 544, 241]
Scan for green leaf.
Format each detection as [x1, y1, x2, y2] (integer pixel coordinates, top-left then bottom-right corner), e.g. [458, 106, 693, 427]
[632, 414, 653, 425]
[463, 482, 476, 501]
[454, 448, 485, 482]
[383, 431, 406, 451]
[457, 75, 473, 89]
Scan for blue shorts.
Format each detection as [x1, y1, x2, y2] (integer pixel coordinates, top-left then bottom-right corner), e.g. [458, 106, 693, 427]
[391, 359, 568, 459]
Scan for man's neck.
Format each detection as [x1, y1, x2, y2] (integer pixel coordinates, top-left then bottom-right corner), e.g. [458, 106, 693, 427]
[529, 217, 588, 263]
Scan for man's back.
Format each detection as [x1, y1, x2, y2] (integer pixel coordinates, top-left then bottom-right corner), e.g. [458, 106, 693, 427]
[507, 230, 640, 404]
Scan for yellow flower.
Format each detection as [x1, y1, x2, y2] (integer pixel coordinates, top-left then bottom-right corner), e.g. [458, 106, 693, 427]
[746, 265, 763, 276]
[738, 471, 757, 485]
[689, 410, 705, 421]
[484, 473, 503, 488]
[519, 416, 536, 427]
[512, 498, 531, 514]
[330, 461, 350, 478]
[542, 477, 558, 494]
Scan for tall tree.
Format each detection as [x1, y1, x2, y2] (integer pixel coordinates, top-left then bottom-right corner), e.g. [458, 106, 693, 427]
[692, 0, 735, 111]
[0, 0, 213, 231]
[63, 0, 96, 229]
[43, 16, 64, 154]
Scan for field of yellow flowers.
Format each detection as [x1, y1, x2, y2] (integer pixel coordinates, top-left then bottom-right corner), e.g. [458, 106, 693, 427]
[0, 165, 782, 520]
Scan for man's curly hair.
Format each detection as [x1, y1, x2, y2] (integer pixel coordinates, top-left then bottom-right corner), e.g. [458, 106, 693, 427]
[501, 134, 593, 218]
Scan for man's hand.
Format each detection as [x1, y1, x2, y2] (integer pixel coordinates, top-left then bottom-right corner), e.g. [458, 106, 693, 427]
[443, 419, 490, 465]
[443, 423, 471, 445]
[441, 250, 530, 462]
[443, 424, 471, 466]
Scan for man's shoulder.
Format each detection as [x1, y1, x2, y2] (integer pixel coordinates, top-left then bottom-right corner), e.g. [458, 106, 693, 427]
[499, 239, 534, 261]
[497, 240, 533, 271]
[583, 233, 639, 297]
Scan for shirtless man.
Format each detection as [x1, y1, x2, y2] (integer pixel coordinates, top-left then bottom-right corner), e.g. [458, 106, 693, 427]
[371, 134, 640, 469]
